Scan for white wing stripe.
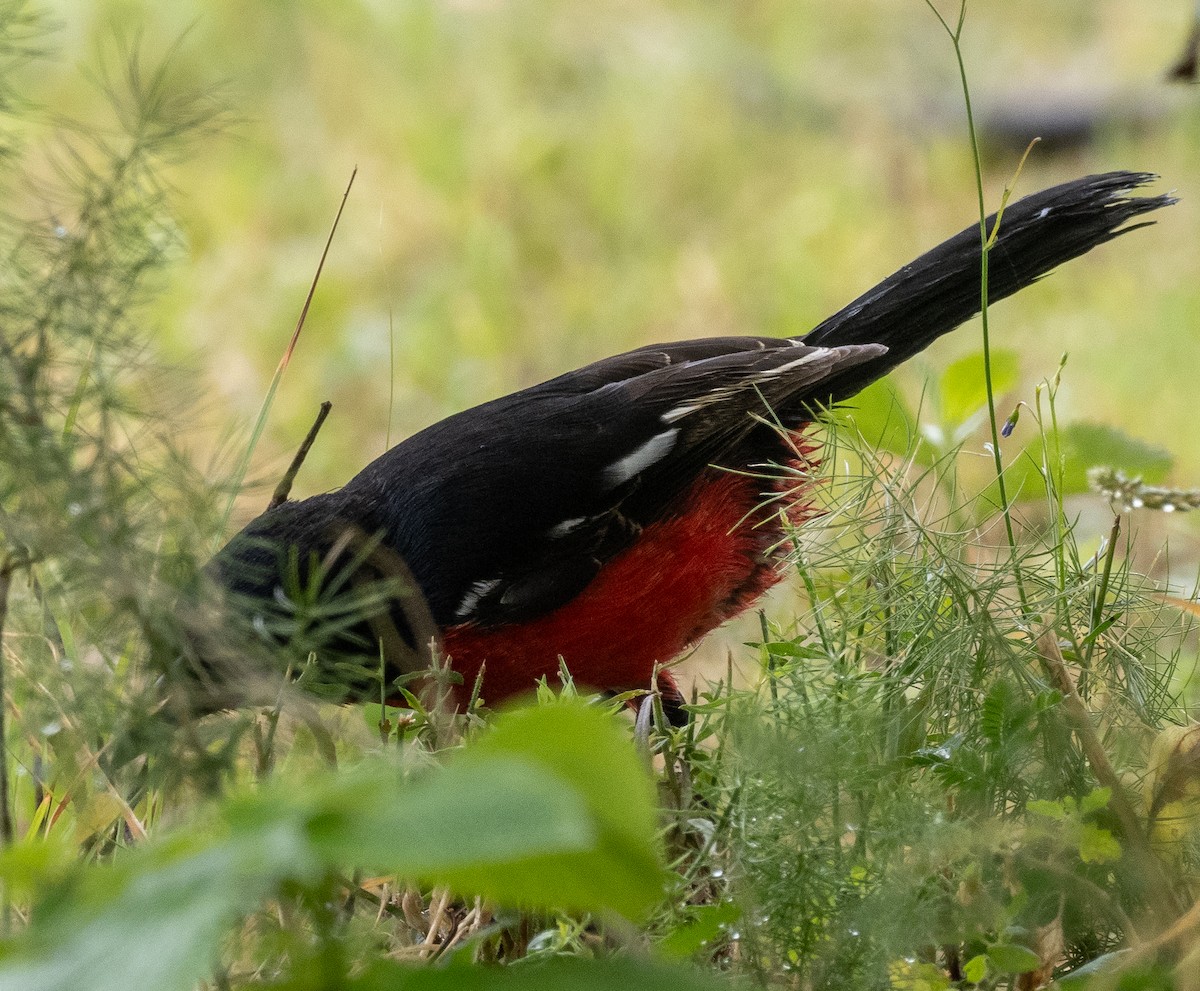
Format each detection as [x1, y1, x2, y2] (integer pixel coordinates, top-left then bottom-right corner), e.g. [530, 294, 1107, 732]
[662, 402, 701, 423]
[455, 577, 502, 620]
[662, 348, 832, 422]
[601, 428, 680, 488]
[757, 348, 830, 377]
[548, 516, 591, 538]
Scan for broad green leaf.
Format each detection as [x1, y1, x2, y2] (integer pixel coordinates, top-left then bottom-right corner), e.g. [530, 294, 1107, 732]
[301, 756, 597, 875]
[0, 830, 305, 991]
[981, 679, 1017, 748]
[0, 834, 75, 900]
[889, 959, 952, 989]
[1077, 823, 1122, 864]
[986, 943, 1042, 974]
[361, 702, 406, 733]
[835, 378, 917, 457]
[1055, 951, 1136, 989]
[974, 440, 1038, 517]
[761, 640, 826, 660]
[961, 953, 989, 984]
[1079, 787, 1112, 816]
[465, 702, 668, 917]
[657, 900, 742, 959]
[940, 348, 1019, 429]
[1057, 954, 1175, 990]
[1026, 799, 1066, 820]
[0, 701, 666, 991]
[1058, 422, 1172, 495]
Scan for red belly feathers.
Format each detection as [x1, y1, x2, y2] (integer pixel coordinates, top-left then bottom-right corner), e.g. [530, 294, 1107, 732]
[441, 444, 818, 711]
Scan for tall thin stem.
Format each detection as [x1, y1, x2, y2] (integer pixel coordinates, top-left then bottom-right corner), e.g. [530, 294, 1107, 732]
[924, 0, 1029, 612]
[0, 556, 15, 852]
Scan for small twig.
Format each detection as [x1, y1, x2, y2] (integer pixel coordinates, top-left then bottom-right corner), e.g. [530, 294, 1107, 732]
[386, 309, 396, 453]
[217, 166, 357, 540]
[423, 887, 452, 950]
[1089, 466, 1200, 514]
[984, 137, 1040, 250]
[255, 661, 294, 781]
[268, 400, 332, 511]
[1015, 851, 1142, 943]
[1103, 892, 1200, 981]
[285, 168, 358, 372]
[1036, 629, 1183, 921]
[1138, 894, 1200, 955]
[1084, 513, 1122, 671]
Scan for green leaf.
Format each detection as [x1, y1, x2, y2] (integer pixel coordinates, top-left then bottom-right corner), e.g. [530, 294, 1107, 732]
[974, 440, 1038, 516]
[889, 960, 952, 990]
[1058, 422, 1172, 495]
[361, 702, 405, 732]
[986, 943, 1042, 974]
[1056, 950, 1129, 987]
[242, 701, 666, 918]
[0, 835, 75, 900]
[761, 640, 826, 660]
[465, 702, 669, 918]
[0, 830, 300, 991]
[1079, 787, 1112, 816]
[0, 702, 667, 991]
[835, 378, 917, 457]
[1077, 823, 1122, 864]
[657, 901, 742, 959]
[1027, 799, 1066, 820]
[961, 953, 989, 984]
[1056, 951, 1169, 990]
[302, 756, 598, 877]
[981, 679, 1022, 748]
[940, 348, 1019, 428]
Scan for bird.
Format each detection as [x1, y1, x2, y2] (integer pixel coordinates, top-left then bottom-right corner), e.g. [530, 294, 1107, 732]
[202, 172, 1172, 725]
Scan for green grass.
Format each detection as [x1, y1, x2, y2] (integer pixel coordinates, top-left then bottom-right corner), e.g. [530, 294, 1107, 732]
[2, 3, 1200, 990]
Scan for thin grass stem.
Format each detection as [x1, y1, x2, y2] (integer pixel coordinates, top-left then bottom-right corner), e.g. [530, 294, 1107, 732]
[924, 0, 1030, 613]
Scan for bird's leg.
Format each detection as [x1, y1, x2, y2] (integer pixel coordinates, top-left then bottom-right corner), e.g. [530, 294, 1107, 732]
[656, 669, 689, 728]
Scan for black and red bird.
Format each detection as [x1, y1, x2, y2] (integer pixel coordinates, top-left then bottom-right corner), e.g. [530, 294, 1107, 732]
[205, 172, 1172, 723]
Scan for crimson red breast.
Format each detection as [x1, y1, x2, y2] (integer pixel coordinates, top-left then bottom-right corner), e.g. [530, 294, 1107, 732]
[204, 172, 1172, 723]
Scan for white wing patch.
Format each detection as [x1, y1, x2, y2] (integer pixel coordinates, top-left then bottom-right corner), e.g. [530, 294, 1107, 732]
[601, 428, 680, 488]
[756, 348, 831, 378]
[455, 577, 502, 620]
[547, 515, 591, 538]
[662, 401, 702, 424]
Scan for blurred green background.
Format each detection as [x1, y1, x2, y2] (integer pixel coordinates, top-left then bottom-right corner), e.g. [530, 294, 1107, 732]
[29, 1, 1200, 555]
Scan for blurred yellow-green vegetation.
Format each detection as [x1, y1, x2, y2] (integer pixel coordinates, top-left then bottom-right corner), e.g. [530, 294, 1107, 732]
[6, 5, 1200, 988]
[8, 0, 1190, 698]
[32, 0, 1200, 507]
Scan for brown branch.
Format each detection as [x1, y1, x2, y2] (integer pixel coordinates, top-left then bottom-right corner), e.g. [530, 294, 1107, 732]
[268, 400, 332, 511]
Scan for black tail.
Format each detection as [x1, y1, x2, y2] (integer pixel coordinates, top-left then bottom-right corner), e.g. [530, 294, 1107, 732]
[801, 171, 1175, 403]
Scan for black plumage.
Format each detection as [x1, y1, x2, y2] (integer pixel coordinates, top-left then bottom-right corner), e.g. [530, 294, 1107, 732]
[205, 172, 1173, 711]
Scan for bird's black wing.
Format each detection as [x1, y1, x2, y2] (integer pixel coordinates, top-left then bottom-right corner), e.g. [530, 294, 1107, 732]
[213, 171, 1173, 640]
[341, 340, 884, 626]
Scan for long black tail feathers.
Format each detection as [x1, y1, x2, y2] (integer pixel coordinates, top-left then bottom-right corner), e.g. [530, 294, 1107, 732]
[802, 171, 1175, 404]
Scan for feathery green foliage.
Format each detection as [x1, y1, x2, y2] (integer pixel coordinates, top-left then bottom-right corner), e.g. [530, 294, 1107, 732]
[0, 4, 1198, 991]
